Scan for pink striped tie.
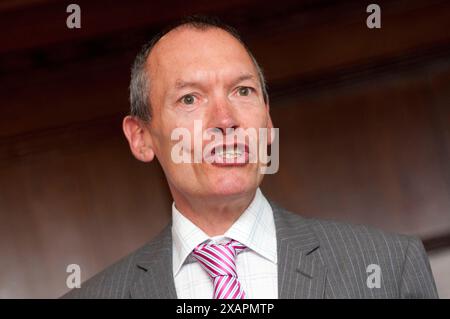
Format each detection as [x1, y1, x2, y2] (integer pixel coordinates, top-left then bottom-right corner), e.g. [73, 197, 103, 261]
[192, 239, 247, 299]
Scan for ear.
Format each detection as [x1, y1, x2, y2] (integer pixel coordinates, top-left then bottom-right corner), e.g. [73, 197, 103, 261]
[122, 115, 155, 162]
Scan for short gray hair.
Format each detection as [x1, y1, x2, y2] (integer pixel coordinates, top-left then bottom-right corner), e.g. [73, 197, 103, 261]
[129, 16, 269, 122]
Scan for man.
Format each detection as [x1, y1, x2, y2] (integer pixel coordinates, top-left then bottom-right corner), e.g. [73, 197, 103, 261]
[63, 16, 438, 299]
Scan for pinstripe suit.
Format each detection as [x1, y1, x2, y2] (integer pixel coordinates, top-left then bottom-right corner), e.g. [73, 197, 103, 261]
[62, 200, 438, 298]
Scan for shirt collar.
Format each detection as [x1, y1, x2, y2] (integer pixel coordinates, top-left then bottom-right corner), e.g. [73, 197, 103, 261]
[171, 188, 277, 276]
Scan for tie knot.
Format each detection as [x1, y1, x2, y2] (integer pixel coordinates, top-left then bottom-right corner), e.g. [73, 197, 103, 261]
[192, 239, 246, 278]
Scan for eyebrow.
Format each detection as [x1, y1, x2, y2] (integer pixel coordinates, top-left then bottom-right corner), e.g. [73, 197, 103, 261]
[174, 79, 200, 90]
[230, 73, 258, 87]
[173, 73, 258, 91]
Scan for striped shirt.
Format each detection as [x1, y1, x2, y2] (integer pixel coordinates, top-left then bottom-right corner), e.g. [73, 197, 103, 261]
[171, 188, 278, 299]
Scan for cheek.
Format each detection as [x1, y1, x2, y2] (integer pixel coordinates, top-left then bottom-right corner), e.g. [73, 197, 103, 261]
[237, 106, 269, 128]
[154, 121, 197, 169]
[149, 120, 178, 164]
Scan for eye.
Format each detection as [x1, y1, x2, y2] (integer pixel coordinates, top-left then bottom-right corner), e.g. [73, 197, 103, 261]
[237, 86, 252, 96]
[180, 94, 196, 105]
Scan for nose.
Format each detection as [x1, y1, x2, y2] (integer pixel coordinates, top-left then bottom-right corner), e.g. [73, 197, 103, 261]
[207, 94, 239, 134]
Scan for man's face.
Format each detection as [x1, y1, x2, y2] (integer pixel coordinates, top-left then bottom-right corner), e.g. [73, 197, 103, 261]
[146, 27, 273, 200]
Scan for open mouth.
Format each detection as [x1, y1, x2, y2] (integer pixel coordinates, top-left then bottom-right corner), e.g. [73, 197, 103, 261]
[207, 143, 249, 165]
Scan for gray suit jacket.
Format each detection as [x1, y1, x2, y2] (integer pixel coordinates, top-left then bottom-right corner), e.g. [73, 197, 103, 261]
[62, 201, 438, 298]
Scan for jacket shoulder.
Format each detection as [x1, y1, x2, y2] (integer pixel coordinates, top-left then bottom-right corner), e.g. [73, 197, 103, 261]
[61, 225, 170, 299]
[286, 208, 414, 264]
[274, 203, 412, 251]
[273, 204, 414, 292]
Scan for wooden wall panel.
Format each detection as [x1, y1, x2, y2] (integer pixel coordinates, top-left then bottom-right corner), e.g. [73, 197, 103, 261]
[263, 66, 450, 237]
[0, 126, 171, 298]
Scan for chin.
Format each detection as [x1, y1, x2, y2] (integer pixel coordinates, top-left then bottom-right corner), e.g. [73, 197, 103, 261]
[208, 171, 258, 198]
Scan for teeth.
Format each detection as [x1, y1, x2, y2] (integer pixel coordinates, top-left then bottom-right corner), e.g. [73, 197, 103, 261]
[225, 152, 239, 159]
[216, 147, 243, 158]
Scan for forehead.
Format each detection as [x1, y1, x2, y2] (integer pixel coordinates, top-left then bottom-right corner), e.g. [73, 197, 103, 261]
[147, 26, 257, 84]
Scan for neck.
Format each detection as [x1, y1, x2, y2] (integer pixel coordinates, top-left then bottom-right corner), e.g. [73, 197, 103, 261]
[170, 187, 257, 237]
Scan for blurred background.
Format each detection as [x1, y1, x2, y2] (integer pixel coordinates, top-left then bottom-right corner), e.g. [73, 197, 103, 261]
[0, 0, 449, 298]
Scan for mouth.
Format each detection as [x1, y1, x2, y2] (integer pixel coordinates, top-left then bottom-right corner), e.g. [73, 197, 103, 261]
[206, 143, 249, 166]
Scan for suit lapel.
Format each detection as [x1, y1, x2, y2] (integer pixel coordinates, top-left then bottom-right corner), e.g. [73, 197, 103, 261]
[128, 201, 326, 299]
[271, 201, 327, 299]
[130, 224, 178, 299]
